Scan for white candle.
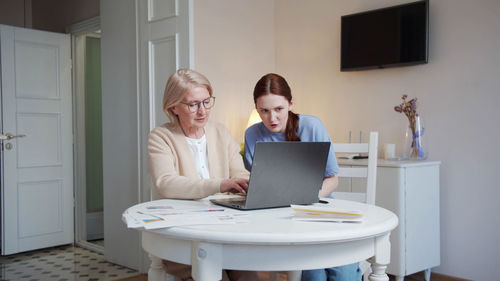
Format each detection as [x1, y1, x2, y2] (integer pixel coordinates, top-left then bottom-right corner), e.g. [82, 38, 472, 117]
[384, 144, 396, 160]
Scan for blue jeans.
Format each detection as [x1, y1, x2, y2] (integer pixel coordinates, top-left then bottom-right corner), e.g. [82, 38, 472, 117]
[301, 263, 361, 281]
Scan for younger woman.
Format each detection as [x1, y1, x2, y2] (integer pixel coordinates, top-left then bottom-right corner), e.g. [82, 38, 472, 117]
[244, 73, 361, 281]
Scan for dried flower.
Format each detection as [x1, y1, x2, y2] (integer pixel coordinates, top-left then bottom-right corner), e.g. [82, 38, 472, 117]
[395, 95, 424, 158]
[395, 95, 418, 127]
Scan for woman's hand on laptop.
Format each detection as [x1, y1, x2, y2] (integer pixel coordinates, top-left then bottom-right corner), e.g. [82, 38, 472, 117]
[220, 178, 249, 194]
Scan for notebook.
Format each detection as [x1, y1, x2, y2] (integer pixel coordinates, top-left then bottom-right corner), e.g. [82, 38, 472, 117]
[210, 141, 330, 210]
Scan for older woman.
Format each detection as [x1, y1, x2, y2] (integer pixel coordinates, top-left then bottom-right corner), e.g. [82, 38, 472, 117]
[148, 69, 261, 281]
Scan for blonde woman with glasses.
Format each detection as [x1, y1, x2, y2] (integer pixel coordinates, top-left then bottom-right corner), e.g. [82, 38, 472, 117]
[147, 69, 261, 281]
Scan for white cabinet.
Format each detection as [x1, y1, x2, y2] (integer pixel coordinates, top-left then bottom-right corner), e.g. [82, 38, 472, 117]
[338, 159, 441, 281]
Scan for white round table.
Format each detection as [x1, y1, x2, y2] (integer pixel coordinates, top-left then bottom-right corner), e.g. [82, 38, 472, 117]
[124, 198, 398, 281]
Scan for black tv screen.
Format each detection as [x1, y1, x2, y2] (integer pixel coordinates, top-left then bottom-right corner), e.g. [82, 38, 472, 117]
[341, 0, 429, 71]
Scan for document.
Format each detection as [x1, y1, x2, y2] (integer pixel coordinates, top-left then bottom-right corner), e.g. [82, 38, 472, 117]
[123, 205, 249, 230]
[291, 204, 363, 222]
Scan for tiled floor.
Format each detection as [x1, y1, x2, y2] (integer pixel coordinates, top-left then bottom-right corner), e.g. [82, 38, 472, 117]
[0, 244, 139, 281]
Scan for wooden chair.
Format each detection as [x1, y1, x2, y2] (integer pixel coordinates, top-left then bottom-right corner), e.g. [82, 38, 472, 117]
[333, 131, 378, 281]
[332, 131, 379, 205]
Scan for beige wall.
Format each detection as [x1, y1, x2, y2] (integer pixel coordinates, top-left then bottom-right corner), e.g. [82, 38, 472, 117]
[195, 0, 500, 280]
[0, 0, 99, 33]
[32, 0, 99, 33]
[275, 1, 500, 280]
[0, 0, 27, 27]
[193, 0, 275, 142]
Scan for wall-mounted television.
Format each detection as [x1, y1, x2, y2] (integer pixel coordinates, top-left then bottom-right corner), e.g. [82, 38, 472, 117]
[341, 0, 429, 71]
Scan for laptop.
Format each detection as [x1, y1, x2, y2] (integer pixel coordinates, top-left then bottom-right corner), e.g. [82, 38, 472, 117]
[210, 141, 330, 210]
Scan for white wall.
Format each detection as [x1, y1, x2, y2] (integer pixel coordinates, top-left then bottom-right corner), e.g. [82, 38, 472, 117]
[193, 0, 275, 141]
[195, 0, 500, 280]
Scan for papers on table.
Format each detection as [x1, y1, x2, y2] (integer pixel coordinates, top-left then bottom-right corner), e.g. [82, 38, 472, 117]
[291, 203, 364, 222]
[122, 204, 250, 230]
[337, 153, 360, 159]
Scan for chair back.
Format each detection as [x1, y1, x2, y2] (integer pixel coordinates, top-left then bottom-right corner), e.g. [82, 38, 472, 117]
[332, 131, 378, 205]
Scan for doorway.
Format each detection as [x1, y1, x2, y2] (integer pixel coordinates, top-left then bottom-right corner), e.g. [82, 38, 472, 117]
[69, 17, 104, 253]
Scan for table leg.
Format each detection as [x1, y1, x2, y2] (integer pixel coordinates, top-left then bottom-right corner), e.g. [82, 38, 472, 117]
[424, 268, 431, 281]
[368, 233, 391, 281]
[369, 263, 389, 281]
[148, 255, 168, 281]
[287, 270, 301, 281]
[191, 242, 222, 281]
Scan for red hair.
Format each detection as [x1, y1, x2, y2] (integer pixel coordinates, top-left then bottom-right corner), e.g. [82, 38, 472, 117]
[253, 73, 300, 141]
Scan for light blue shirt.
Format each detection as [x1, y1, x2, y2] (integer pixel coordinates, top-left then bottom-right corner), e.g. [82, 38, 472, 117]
[244, 114, 339, 178]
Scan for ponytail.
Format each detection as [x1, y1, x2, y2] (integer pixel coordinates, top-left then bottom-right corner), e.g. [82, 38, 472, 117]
[286, 111, 300, 141]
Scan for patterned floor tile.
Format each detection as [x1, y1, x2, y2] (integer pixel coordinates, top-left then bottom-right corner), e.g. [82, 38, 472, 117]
[0, 244, 139, 281]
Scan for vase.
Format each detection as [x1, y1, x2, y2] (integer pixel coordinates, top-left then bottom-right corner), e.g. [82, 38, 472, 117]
[404, 116, 428, 160]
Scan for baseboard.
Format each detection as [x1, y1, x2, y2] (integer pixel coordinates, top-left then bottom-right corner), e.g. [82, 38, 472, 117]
[394, 271, 473, 281]
[430, 272, 472, 281]
[86, 211, 104, 240]
[112, 274, 147, 281]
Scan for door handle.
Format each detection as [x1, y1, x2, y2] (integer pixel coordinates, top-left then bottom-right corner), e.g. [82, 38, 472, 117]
[0, 133, 26, 140]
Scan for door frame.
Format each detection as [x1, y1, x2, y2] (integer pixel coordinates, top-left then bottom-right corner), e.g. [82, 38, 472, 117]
[67, 16, 104, 254]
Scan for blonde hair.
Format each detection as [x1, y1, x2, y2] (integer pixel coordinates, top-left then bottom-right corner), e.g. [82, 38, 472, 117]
[163, 69, 213, 125]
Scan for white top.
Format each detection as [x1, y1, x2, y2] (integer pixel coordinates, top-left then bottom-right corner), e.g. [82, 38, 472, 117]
[129, 198, 398, 245]
[131, 198, 398, 280]
[185, 135, 210, 179]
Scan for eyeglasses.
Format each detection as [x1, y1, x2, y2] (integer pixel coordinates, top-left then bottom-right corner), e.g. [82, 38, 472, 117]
[180, 96, 216, 113]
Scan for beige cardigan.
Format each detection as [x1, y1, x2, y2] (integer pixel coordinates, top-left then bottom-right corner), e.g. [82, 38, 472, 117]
[148, 121, 249, 200]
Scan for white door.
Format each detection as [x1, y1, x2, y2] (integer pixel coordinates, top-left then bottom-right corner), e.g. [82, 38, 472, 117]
[137, 0, 193, 205]
[100, 0, 192, 270]
[0, 25, 73, 255]
[137, 0, 193, 129]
